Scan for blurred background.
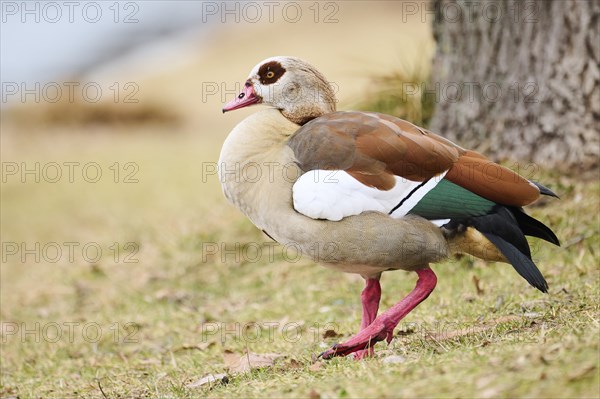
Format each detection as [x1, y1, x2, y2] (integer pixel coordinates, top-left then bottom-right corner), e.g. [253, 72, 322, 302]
[1, 1, 598, 397]
[0, 1, 436, 394]
[1, 0, 434, 246]
[1, 1, 435, 310]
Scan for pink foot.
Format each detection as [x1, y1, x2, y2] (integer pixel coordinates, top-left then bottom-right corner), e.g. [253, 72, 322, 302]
[353, 347, 375, 360]
[320, 319, 391, 359]
[321, 268, 437, 360]
[353, 277, 381, 360]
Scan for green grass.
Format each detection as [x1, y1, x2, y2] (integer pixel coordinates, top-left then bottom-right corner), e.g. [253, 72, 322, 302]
[361, 59, 436, 127]
[1, 120, 599, 398]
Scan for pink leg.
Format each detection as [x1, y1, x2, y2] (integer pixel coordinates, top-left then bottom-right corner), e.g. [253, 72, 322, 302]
[321, 268, 437, 359]
[354, 277, 381, 359]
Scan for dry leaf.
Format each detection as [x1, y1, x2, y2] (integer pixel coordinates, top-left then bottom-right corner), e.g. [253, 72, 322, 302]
[223, 350, 285, 374]
[309, 361, 324, 372]
[173, 342, 214, 352]
[568, 364, 597, 381]
[322, 329, 342, 339]
[286, 358, 302, 369]
[472, 275, 484, 295]
[382, 355, 406, 364]
[186, 373, 228, 388]
[309, 389, 321, 399]
[396, 325, 416, 337]
[462, 293, 477, 303]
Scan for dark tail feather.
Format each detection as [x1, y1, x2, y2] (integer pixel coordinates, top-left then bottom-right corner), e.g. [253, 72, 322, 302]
[481, 233, 549, 293]
[468, 206, 549, 293]
[511, 207, 560, 246]
[531, 181, 559, 199]
[470, 207, 531, 258]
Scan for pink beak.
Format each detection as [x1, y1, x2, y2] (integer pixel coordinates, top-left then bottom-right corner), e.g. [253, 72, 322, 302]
[222, 81, 261, 113]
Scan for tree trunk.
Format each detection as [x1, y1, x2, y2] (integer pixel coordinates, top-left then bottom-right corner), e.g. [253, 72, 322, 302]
[429, 0, 599, 172]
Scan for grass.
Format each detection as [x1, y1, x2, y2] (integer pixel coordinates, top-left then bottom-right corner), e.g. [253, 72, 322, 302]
[361, 58, 436, 127]
[1, 71, 599, 397]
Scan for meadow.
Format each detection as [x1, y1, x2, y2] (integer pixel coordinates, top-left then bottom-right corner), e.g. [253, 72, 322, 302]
[2, 98, 598, 398]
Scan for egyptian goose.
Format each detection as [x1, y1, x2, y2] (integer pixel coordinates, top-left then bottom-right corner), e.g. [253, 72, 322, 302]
[219, 56, 559, 359]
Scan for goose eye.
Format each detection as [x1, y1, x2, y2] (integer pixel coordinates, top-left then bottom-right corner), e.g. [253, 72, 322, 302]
[258, 61, 286, 84]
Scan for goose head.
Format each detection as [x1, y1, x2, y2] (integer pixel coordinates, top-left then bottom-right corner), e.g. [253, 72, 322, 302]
[222, 56, 337, 125]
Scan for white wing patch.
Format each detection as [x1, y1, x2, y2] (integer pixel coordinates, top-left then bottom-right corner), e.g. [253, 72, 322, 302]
[430, 218, 451, 227]
[293, 170, 448, 222]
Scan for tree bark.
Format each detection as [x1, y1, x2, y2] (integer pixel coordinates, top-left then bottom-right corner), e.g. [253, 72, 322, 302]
[429, 0, 599, 172]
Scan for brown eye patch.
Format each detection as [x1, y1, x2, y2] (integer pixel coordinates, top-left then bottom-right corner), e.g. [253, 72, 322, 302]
[258, 61, 286, 85]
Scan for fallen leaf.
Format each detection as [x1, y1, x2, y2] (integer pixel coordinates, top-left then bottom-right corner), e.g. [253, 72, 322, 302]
[396, 325, 416, 336]
[186, 373, 228, 388]
[309, 361, 324, 371]
[382, 355, 406, 364]
[173, 342, 214, 352]
[309, 389, 321, 399]
[223, 350, 285, 374]
[322, 329, 342, 339]
[472, 275, 484, 295]
[462, 294, 477, 303]
[568, 364, 597, 381]
[286, 358, 302, 369]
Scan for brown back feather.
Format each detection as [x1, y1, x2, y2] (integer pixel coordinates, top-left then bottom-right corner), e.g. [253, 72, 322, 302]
[287, 111, 540, 206]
